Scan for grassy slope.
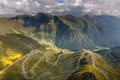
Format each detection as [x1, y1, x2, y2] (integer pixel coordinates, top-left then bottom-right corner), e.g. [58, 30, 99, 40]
[0, 34, 43, 72]
[90, 51, 120, 80]
[0, 18, 24, 34]
[66, 50, 120, 80]
[0, 49, 120, 80]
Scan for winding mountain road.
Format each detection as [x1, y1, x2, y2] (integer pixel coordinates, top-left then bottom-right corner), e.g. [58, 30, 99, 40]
[21, 50, 40, 80]
[74, 52, 86, 71]
[90, 54, 109, 80]
[104, 49, 116, 61]
[66, 51, 109, 80]
[0, 54, 29, 76]
[46, 53, 63, 66]
[104, 49, 110, 56]
[1, 49, 110, 80]
[66, 52, 86, 78]
[30, 52, 48, 71]
[53, 54, 63, 66]
[108, 49, 116, 61]
[45, 53, 55, 65]
[22, 50, 64, 79]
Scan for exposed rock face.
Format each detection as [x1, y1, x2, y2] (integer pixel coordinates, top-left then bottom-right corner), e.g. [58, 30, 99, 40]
[67, 72, 96, 80]
[2, 13, 120, 50]
[81, 72, 97, 80]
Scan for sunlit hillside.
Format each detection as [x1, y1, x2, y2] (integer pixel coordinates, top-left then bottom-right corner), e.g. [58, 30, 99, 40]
[0, 34, 43, 72]
[0, 48, 120, 80]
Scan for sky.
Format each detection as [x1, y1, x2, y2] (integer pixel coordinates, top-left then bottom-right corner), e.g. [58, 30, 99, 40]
[0, 0, 120, 17]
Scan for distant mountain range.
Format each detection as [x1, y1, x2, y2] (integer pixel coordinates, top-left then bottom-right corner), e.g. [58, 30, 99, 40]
[0, 13, 120, 50]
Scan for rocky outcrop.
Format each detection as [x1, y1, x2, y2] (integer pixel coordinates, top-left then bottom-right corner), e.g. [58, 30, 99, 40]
[67, 72, 96, 80]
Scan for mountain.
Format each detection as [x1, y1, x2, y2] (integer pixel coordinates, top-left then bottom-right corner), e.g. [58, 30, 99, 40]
[0, 13, 120, 80]
[0, 13, 120, 50]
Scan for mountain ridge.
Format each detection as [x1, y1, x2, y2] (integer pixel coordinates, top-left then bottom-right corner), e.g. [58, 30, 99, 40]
[0, 13, 120, 50]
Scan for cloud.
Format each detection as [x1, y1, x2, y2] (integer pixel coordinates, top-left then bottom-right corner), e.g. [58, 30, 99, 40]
[0, 0, 120, 17]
